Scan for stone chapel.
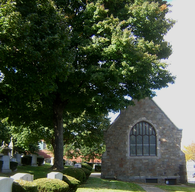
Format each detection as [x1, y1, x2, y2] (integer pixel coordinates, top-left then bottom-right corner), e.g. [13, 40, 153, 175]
[101, 98, 187, 184]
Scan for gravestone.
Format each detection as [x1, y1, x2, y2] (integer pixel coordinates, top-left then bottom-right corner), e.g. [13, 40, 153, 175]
[31, 154, 37, 166]
[0, 155, 11, 173]
[47, 172, 63, 180]
[11, 173, 34, 182]
[50, 157, 54, 165]
[0, 177, 13, 192]
[74, 163, 81, 168]
[14, 153, 21, 165]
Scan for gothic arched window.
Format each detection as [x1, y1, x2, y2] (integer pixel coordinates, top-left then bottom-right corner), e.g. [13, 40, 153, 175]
[130, 121, 157, 156]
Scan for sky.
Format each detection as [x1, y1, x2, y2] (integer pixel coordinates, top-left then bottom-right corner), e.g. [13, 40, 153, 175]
[110, 0, 195, 148]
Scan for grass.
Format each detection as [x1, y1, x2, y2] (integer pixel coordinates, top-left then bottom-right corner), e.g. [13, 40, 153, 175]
[1, 165, 195, 191]
[77, 177, 145, 192]
[0, 164, 52, 179]
[156, 184, 195, 192]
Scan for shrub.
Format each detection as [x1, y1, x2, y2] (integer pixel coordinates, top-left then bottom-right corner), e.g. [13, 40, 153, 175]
[81, 168, 91, 180]
[86, 163, 93, 168]
[81, 163, 92, 171]
[63, 174, 80, 192]
[21, 155, 32, 165]
[10, 161, 18, 171]
[12, 180, 37, 192]
[62, 167, 86, 184]
[0, 160, 3, 172]
[37, 156, 44, 166]
[34, 178, 69, 192]
[95, 164, 101, 172]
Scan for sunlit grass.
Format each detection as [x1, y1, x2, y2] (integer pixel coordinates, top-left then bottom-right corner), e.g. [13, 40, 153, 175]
[77, 177, 145, 192]
[157, 185, 195, 192]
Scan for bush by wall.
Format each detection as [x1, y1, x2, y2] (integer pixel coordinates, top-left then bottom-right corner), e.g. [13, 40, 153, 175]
[12, 180, 37, 192]
[63, 174, 80, 192]
[81, 163, 92, 171]
[62, 167, 86, 184]
[34, 178, 69, 192]
[95, 164, 101, 172]
[21, 155, 32, 165]
[37, 156, 44, 166]
[10, 161, 18, 171]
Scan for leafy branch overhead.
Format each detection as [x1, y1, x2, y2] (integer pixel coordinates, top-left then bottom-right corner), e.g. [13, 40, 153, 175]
[0, 0, 175, 170]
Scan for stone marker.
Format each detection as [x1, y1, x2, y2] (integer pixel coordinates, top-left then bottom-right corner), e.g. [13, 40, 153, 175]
[14, 153, 22, 165]
[11, 173, 34, 182]
[47, 172, 63, 180]
[74, 163, 81, 168]
[50, 157, 54, 165]
[0, 155, 11, 173]
[31, 154, 38, 166]
[0, 177, 13, 192]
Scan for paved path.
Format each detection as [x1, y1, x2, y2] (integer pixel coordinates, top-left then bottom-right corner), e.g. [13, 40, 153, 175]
[138, 184, 166, 192]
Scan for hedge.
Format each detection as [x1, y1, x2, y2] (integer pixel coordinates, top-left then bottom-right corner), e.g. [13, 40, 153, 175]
[12, 180, 37, 192]
[62, 167, 86, 184]
[63, 174, 80, 192]
[95, 164, 101, 172]
[81, 163, 92, 171]
[34, 178, 69, 192]
[81, 168, 91, 180]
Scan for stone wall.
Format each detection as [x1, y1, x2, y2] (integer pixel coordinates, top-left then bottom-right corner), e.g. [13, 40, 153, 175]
[101, 98, 187, 184]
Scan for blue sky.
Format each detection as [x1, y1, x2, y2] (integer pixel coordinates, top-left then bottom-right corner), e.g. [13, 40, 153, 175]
[110, 0, 195, 148]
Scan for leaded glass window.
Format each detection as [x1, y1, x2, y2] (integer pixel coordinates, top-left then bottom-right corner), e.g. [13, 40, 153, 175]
[130, 121, 157, 156]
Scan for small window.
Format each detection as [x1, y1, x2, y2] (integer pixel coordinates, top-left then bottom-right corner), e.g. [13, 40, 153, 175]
[146, 178, 158, 183]
[130, 121, 157, 156]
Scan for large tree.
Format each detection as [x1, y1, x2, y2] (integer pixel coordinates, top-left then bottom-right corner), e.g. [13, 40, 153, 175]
[0, 0, 175, 170]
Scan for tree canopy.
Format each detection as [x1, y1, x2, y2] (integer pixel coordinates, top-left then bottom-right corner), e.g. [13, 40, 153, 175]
[0, 0, 175, 170]
[183, 142, 195, 162]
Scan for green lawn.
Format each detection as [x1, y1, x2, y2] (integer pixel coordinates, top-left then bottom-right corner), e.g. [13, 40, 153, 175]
[0, 164, 52, 179]
[1, 165, 195, 192]
[157, 184, 195, 192]
[77, 177, 145, 192]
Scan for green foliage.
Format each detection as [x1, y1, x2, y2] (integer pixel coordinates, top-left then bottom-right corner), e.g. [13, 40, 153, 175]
[10, 161, 18, 171]
[34, 178, 69, 192]
[0, 0, 175, 170]
[12, 180, 37, 192]
[62, 168, 86, 184]
[81, 168, 91, 181]
[183, 142, 195, 161]
[62, 174, 80, 192]
[0, 118, 11, 145]
[95, 165, 101, 172]
[81, 163, 93, 172]
[86, 163, 93, 168]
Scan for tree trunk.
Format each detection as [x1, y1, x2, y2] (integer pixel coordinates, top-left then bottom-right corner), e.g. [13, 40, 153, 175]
[53, 97, 65, 171]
